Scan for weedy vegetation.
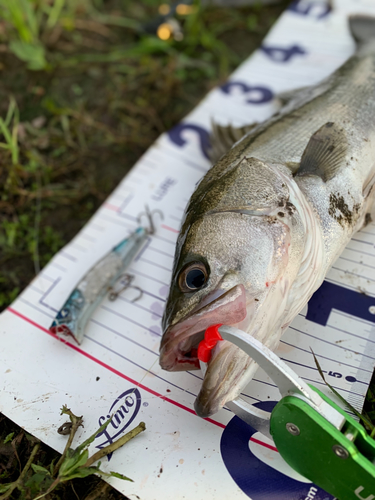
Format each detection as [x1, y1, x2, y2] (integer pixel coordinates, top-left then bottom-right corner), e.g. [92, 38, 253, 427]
[0, 406, 145, 500]
[0, 0, 287, 312]
[0, 0, 374, 498]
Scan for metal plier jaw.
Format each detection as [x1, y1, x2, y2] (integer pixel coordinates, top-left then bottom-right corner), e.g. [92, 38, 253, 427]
[199, 325, 375, 500]
[199, 324, 345, 438]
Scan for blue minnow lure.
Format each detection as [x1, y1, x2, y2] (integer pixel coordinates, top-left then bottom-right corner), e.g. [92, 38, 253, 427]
[50, 227, 148, 344]
[50, 206, 162, 344]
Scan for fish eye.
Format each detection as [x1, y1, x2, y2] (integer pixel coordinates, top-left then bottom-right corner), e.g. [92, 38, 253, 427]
[178, 262, 208, 293]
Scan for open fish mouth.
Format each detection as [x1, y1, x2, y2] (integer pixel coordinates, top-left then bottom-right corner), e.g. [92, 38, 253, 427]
[159, 284, 248, 372]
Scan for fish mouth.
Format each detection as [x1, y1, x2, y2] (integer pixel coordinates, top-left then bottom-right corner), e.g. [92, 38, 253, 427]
[159, 284, 248, 372]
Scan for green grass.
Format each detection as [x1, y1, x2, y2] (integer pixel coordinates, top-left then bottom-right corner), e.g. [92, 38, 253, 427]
[0, 1, 291, 497]
[0, 405, 137, 499]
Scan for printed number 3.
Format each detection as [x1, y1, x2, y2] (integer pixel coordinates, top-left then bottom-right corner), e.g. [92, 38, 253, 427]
[221, 81, 273, 104]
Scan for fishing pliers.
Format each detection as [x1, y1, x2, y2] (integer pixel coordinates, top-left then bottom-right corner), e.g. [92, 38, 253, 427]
[198, 324, 375, 500]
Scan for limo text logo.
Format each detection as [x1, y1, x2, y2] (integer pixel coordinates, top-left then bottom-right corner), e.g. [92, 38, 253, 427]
[95, 388, 141, 460]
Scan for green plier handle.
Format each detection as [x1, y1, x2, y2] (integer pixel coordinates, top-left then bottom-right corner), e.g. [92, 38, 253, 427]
[200, 325, 375, 500]
[272, 387, 375, 500]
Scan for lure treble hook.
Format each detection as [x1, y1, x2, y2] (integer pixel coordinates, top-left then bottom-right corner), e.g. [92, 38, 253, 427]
[108, 273, 143, 302]
[137, 205, 164, 235]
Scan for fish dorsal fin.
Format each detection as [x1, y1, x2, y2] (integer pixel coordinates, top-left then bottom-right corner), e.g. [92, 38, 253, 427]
[349, 15, 375, 46]
[276, 85, 310, 106]
[208, 121, 257, 164]
[296, 122, 348, 182]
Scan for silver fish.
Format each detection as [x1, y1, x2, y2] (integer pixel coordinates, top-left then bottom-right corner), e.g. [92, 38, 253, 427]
[159, 15, 375, 418]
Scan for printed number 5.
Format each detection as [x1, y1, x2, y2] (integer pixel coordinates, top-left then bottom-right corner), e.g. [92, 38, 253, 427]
[288, 0, 331, 19]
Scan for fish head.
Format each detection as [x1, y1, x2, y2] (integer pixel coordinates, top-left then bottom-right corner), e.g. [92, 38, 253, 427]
[160, 157, 305, 417]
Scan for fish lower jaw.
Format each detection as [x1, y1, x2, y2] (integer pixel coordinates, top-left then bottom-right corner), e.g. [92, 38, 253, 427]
[159, 330, 205, 371]
[194, 345, 261, 419]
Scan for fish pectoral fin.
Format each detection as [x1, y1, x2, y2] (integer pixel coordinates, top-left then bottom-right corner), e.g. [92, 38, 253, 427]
[208, 120, 258, 164]
[296, 122, 348, 182]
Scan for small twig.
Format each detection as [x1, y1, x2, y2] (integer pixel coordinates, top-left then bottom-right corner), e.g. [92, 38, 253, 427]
[10, 432, 23, 474]
[0, 442, 40, 500]
[83, 421, 146, 468]
[53, 407, 83, 475]
[70, 481, 80, 500]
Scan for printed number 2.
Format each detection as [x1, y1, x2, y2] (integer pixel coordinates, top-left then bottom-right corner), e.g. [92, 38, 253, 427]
[168, 123, 210, 159]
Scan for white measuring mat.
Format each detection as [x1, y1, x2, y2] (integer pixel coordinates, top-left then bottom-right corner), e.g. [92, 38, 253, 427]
[1, 1, 375, 499]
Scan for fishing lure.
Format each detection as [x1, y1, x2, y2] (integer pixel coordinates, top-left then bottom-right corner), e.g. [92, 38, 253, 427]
[50, 206, 162, 344]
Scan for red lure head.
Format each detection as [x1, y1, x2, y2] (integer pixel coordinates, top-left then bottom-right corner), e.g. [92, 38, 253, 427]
[197, 324, 223, 363]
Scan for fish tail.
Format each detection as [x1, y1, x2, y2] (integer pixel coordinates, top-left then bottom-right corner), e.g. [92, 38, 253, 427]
[349, 15, 375, 45]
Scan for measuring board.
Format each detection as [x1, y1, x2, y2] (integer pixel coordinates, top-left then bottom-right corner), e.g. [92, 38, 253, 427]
[1, 1, 375, 499]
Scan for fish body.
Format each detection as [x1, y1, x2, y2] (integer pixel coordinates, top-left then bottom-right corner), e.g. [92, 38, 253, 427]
[159, 16, 375, 418]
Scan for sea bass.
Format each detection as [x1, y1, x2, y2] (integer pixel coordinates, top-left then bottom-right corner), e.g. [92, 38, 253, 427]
[159, 16, 375, 418]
